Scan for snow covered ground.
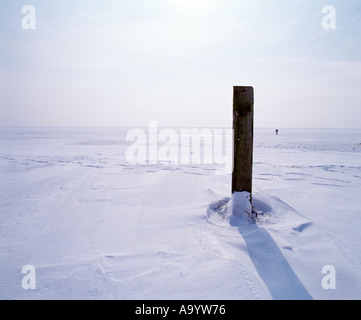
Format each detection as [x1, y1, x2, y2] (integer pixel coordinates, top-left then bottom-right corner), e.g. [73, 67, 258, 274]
[1, 127, 361, 300]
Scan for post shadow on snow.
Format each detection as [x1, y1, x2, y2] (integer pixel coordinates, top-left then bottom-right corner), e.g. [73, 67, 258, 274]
[208, 197, 313, 300]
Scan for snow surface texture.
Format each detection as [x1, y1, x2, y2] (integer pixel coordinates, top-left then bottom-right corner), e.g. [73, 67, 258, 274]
[1, 128, 361, 300]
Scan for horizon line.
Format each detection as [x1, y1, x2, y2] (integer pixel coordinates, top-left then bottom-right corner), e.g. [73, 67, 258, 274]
[1, 126, 361, 130]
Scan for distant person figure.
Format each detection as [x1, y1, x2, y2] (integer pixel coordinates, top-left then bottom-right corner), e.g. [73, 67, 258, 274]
[276, 129, 279, 136]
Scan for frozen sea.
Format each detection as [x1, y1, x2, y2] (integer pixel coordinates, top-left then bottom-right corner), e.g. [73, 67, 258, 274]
[1, 127, 361, 300]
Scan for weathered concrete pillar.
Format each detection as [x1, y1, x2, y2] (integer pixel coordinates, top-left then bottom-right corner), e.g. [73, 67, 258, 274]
[232, 86, 254, 198]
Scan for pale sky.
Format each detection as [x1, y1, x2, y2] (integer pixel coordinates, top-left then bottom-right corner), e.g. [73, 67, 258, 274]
[1, 0, 361, 128]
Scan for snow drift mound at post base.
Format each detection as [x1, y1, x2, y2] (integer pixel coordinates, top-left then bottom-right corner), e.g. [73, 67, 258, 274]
[207, 191, 255, 227]
[206, 190, 312, 231]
